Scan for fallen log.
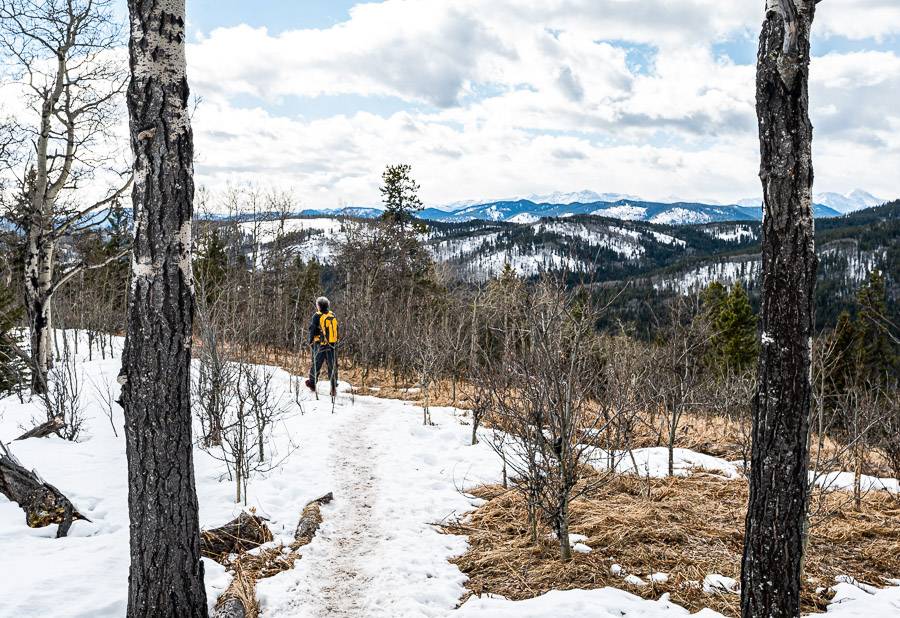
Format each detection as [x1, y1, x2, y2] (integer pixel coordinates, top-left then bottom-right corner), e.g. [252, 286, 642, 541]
[211, 492, 335, 618]
[212, 563, 259, 618]
[293, 492, 333, 545]
[15, 416, 66, 441]
[201, 512, 274, 561]
[0, 442, 88, 537]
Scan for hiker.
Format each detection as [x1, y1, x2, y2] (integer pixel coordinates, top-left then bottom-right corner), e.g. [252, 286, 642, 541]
[305, 296, 339, 396]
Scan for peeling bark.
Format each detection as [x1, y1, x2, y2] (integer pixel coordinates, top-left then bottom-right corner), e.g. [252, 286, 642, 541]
[121, 1, 206, 616]
[741, 2, 818, 618]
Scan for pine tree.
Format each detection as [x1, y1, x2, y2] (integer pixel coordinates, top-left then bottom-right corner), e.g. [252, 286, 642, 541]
[855, 270, 898, 384]
[0, 282, 25, 396]
[703, 281, 757, 373]
[194, 229, 229, 299]
[380, 164, 423, 227]
[720, 282, 758, 372]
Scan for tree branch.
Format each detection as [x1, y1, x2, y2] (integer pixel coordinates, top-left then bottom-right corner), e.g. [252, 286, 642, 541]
[51, 247, 129, 294]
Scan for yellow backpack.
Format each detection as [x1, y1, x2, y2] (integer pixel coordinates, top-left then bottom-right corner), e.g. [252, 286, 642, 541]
[318, 311, 339, 345]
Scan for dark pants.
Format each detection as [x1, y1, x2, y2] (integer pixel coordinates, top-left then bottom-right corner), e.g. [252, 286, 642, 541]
[309, 344, 338, 389]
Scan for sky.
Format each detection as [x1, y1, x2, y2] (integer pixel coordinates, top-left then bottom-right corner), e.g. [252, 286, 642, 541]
[9, 1, 900, 210]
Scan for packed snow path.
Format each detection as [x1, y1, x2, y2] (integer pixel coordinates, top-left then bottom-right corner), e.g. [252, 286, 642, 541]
[256, 390, 502, 617]
[277, 397, 383, 616]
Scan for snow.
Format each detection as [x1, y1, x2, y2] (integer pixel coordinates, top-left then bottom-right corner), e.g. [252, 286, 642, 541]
[590, 447, 741, 480]
[592, 204, 647, 221]
[456, 588, 725, 617]
[649, 231, 686, 247]
[535, 222, 645, 259]
[812, 470, 898, 494]
[238, 217, 343, 244]
[701, 224, 756, 243]
[702, 574, 738, 594]
[1, 331, 897, 617]
[650, 208, 711, 225]
[508, 212, 539, 224]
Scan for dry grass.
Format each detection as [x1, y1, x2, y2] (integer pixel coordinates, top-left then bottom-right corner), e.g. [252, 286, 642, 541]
[446, 474, 900, 617]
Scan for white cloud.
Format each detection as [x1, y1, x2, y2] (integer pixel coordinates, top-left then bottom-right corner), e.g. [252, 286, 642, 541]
[4, 0, 897, 209]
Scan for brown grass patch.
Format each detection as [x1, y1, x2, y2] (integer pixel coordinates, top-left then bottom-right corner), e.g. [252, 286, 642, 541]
[447, 474, 900, 617]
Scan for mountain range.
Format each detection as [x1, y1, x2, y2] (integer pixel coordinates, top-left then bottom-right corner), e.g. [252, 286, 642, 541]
[297, 189, 884, 226]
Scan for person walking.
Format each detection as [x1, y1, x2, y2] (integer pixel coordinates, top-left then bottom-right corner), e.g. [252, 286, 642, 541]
[305, 296, 339, 397]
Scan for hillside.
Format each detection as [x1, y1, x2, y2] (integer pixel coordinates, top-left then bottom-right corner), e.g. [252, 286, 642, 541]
[207, 201, 896, 334]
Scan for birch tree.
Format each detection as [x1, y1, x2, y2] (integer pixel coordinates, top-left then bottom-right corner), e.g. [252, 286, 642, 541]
[119, 0, 207, 615]
[0, 0, 131, 393]
[741, 2, 819, 617]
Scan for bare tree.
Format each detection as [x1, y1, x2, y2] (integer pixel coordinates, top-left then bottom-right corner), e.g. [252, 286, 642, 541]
[119, 0, 207, 615]
[650, 295, 711, 477]
[741, 2, 819, 617]
[0, 0, 131, 392]
[485, 278, 607, 561]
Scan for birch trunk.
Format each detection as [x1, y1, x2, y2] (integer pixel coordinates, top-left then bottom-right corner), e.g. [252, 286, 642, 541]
[23, 235, 53, 393]
[120, 0, 207, 615]
[741, 2, 818, 617]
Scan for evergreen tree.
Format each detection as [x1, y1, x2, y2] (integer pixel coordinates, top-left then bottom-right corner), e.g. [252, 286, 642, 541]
[855, 270, 898, 383]
[380, 164, 423, 227]
[194, 229, 229, 300]
[703, 281, 757, 373]
[720, 282, 758, 372]
[826, 310, 859, 397]
[0, 282, 25, 396]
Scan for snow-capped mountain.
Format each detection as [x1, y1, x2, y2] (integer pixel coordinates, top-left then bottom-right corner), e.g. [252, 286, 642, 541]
[519, 190, 640, 205]
[736, 190, 884, 214]
[417, 198, 842, 225]
[814, 190, 883, 214]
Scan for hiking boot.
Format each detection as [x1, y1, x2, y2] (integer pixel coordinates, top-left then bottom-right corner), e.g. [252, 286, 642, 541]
[305, 378, 315, 392]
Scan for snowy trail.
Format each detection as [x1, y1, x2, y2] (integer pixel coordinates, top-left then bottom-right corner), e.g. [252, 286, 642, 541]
[283, 400, 383, 616]
[256, 394, 501, 618]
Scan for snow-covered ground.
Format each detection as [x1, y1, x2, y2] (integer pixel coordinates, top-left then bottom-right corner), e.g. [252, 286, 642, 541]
[1, 333, 897, 617]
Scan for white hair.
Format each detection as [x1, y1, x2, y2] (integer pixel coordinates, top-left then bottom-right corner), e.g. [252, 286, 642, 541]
[316, 296, 330, 310]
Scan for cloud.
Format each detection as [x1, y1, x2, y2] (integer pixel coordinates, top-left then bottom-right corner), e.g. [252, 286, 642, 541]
[5, 0, 895, 208]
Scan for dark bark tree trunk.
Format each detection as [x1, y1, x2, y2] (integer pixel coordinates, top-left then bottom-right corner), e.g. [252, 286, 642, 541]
[741, 2, 818, 618]
[120, 1, 207, 616]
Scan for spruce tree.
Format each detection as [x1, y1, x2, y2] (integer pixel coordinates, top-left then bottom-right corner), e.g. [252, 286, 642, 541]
[720, 282, 758, 372]
[0, 282, 25, 396]
[380, 164, 423, 227]
[855, 270, 898, 384]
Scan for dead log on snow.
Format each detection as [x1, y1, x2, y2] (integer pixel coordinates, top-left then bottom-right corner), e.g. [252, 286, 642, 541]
[293, 492, 333, 545]
[15, 416, 66, 441]
[212, 563, 259, 618]
[200, 512, 274, 561]
[0, 442, 88, 537]
[212, 492, 334, 618]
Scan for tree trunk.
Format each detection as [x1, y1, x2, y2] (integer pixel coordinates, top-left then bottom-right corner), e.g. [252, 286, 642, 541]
[120, 1, 207, 616]
[15, 415, 66, 440]
[0, 443, 88, 536]
[741, 3, 818, 618]
[23, 234, 54, 394]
